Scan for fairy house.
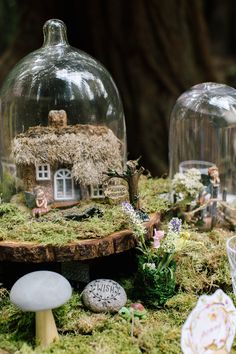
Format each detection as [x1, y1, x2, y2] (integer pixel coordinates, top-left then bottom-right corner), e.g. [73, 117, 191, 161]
[11, 110, 123, 204]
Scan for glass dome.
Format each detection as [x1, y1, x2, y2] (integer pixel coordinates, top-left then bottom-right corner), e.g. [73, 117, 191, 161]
[169, 82, 236, 207]
[0, 19, 126, 203]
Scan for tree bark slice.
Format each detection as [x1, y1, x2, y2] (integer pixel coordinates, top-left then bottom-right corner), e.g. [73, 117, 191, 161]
[0, 213, 160, 263]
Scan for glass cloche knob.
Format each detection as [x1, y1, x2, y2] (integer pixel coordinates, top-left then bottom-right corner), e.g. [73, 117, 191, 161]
[43, 19, 69, 47]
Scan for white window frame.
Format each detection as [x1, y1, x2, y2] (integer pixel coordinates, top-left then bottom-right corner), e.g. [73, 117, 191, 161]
[36, 164, 51, 181]
[54, 169, 74, 200]
[90, 184, 104, 198]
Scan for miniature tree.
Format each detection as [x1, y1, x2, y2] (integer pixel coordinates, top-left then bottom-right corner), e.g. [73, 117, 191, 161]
[106, 159, 144, 209]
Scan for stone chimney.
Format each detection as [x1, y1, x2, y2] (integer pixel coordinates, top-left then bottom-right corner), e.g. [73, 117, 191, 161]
[48, 110, 67, 128]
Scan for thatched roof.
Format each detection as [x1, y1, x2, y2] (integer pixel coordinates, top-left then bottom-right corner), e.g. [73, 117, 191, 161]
[12, 124, 123, 185]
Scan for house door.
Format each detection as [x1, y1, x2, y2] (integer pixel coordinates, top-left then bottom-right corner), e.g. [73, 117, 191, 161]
[54, 169, 74, 200]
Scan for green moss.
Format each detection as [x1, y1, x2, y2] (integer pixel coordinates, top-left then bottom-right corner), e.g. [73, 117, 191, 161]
[0, 292, 221, 353]
[139, 176, 170, 213]
[0, 290, 35, 353]
[0, 203, 129, 245]
[1, 283, 236, 353]
[0, 171, 16, 202]
[0, 176, 172, 245]
[0, 178, 236, 352]
[175, 228, 232, 294]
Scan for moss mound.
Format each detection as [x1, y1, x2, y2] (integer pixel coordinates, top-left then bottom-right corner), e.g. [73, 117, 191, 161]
[176, 228, 232, 294]
[0, 176, 168, 245]
[0, 177, 235, 352]
[0, 203, 129, 245]
[139, 176, 170, 213]
[0, 228, 235, 353]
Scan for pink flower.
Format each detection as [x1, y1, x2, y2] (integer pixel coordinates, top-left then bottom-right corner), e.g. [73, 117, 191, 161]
[153, 229, 165, 249]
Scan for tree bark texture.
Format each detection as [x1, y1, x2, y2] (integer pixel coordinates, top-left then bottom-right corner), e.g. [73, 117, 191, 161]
[0, 0, 218, 176]
[0, 213, 160, 262]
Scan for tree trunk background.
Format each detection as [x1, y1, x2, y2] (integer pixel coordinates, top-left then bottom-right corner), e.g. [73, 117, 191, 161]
[0, 0, 228, 176]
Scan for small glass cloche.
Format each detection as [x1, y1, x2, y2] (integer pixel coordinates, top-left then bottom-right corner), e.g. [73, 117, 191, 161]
[0, 19, 126, 205]
[169, 82, 236, 221]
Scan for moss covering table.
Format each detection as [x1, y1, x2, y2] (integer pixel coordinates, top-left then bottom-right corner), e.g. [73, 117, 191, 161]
[0, 213, 160, 263]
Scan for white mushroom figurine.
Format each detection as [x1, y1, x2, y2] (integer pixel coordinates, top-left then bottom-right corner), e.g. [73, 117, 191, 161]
[10, 270, 72, 348]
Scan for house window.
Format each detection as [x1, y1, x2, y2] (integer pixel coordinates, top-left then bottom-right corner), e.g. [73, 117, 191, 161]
[36, 164, 50, 180]
[90, 184, 104, 198]
[54, 169, 74, 200]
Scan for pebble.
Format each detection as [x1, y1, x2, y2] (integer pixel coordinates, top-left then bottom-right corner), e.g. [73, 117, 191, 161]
[82, 279, 127, 313]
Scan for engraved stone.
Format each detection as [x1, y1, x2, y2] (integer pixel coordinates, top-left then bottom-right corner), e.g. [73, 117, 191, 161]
[104, 184, 128, 204]
[82, 279, 127, 313]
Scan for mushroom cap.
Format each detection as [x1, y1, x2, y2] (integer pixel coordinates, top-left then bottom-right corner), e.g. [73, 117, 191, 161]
[10, 271, 72, 311]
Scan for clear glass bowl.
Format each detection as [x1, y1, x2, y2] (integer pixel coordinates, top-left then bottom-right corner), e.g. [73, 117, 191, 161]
[169, 82, 236, 206]
[0, 19, 126, 203]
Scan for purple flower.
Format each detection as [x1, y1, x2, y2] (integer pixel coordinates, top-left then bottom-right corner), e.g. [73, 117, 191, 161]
[153, 229, 165, 249]
[122, 202, 135, 214]
[168, 217, 182, 233]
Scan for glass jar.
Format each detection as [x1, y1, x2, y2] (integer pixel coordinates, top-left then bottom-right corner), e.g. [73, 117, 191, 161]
[0, 19, 126, 204]
[169, 82, 236, 216]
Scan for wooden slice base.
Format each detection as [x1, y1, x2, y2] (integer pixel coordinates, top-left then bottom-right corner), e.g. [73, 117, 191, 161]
[0, 213, 160, 263]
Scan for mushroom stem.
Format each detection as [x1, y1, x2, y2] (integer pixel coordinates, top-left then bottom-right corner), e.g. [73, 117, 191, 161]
[35, 309, 59, 347]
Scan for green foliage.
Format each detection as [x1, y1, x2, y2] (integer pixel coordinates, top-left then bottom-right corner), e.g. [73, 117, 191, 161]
[0, 203, 129, 244]
[175, 228, 232, 294]
[0, 178, 235, 352]
[122, 203, 184, 307]
[0, 171, 16, 202]
[0, 176, 172, 244]
[0, 289, 216, 354]
[0, 289, 34, 351]
[172, 169, 204, 210]
[0, 202, 20, 216]
[53, 293, 108, 335]
[139, 176, 171, 213]
[134, 255, 176, 307]
[0, 226, 235, 353]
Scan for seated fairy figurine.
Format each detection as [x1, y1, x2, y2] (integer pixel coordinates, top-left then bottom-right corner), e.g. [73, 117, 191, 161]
[208, 166, 220, 186]
[32, 187, 49, 217]
[35, 187, 48, 209]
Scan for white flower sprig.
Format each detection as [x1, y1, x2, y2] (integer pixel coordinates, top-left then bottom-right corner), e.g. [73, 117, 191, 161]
[172, 168, 204, 200]
[122, 202, 146, 238]
[122, 202, 150, 257]
[122, 202, 189, 272]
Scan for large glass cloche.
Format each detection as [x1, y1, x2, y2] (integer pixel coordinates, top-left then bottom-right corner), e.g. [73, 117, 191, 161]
[169, 82, 236, 218]
[0, 19, 126, 204]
